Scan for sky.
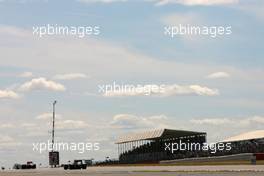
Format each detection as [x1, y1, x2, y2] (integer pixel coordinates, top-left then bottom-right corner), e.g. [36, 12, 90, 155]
[0, 0, 264, 168]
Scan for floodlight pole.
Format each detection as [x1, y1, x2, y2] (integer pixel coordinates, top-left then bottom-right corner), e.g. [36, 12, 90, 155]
[52, 100, 57, 152]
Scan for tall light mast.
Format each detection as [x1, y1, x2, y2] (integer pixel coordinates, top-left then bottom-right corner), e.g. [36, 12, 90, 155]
[52, 100, 57, 151]
[49, 100, 59, 168]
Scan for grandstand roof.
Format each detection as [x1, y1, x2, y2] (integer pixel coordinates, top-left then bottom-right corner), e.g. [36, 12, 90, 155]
[116, 129, 206, 144]
[222, 130, 264, 143]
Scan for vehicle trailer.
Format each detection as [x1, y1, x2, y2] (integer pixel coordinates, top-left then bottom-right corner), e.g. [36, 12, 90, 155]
[63, 160, 87, 170]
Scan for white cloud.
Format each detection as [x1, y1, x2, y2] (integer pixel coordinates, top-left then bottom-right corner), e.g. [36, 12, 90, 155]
[0, 123, 15, 129]
[53, 73, 87, 80]
[0, 90, 19, 99]
[36, 113, 52, 120]
[152, 0, 239, 6]
[190, 116, 264, 126]
[162, 12, 201, 26]
[2, 0, 240, 5]
[0, 135, 14, 143]
[190, 118, 233, 125]
[78, 0, 239, 6]
[160, 12, 206, 42]
[240, 116, 264, 126]
[0, 25, 242, 83]
[0, 135, 20, 149]
[235, 1, 264, 20]
[19, 77, 66, 92]
[57, 120, 88, 130]
[18, 71, 33, 78]
[35, 114, 90, 131]
[0, 0, 242, 7]
[36, 113, 62, 120]
[78, 0, 263, 22]
[206, 72, 230, 79]
[103, 84, 219, 97]
[21, 123, 37, 129]
[78, 0, 127, 3]
[110, 114, 169, 129]
[188, 85, 219, 96]
[188, 115, 264, 142]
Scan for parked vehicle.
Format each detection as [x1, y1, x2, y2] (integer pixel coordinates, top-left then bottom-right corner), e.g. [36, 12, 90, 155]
[13, 161, 36, 169]
[63, 160, 87, 170]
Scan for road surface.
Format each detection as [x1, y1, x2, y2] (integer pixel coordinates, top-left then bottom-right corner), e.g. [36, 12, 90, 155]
[1, 165, 264, 176]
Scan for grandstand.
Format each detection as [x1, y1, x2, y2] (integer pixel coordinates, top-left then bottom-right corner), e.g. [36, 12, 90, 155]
[216, 130, 264, 156]
[116, 129, 207, 164]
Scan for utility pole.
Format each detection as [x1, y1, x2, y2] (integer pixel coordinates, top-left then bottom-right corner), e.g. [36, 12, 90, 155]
[51, 100, 57, 151]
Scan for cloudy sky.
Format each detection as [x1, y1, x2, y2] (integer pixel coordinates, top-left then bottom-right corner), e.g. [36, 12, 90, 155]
[0, 0, 264, 168]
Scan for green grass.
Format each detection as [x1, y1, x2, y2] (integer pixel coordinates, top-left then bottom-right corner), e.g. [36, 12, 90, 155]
[96, 160, 264, 167]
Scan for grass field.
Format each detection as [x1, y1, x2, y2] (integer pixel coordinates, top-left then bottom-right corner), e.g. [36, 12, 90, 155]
[99, 160, 264, 167]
